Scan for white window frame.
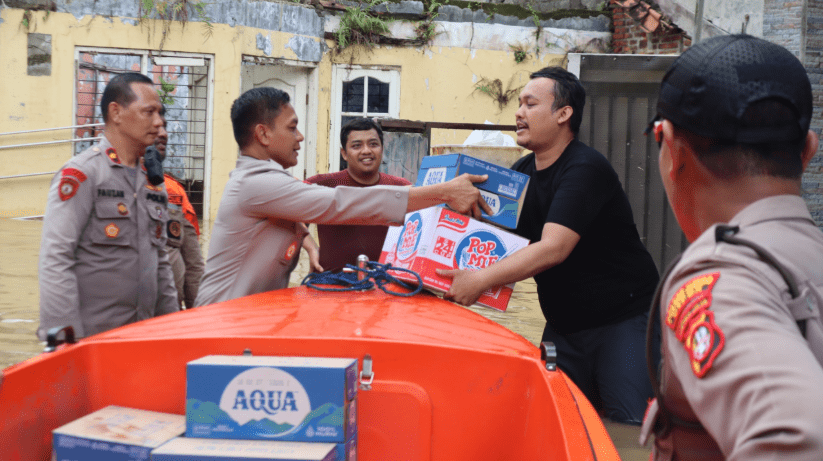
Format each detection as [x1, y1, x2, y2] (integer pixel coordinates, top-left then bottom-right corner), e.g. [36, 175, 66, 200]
[73, 47, 215, 222]
[329, 65, 400, 172]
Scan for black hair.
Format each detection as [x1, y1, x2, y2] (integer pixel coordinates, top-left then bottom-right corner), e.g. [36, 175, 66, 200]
[100, 73, 154, 123]
[340, 118, 383, 147]
[529, 66, 586, 135]
[678, 99, 806, 180]
[230, 87, 291, 149]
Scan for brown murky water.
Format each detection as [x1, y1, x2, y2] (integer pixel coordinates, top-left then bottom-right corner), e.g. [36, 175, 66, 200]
[0, 216, 649, 459]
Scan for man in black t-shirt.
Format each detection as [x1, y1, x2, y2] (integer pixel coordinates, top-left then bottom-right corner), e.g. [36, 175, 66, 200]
[438, 67, 660, 425]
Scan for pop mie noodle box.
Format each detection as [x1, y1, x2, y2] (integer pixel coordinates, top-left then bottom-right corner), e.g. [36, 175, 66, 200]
[151, 437, 357, 461]
[52, 405, 185, 461]
[186, 356, 357, 443]
[415, 153, 530, 229]
[379, 207, 529, 311]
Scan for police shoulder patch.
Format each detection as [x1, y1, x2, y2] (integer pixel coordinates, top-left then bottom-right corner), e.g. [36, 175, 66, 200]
[665, 272, 724, 378]
[58, 167, 88, 201]
[58, 177, 80, 201]
[168, 220, 182, 239]
[684, 309, 725, 378]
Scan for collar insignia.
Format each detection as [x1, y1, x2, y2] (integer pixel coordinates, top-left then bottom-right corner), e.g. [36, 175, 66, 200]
[106, 148, 121, 164]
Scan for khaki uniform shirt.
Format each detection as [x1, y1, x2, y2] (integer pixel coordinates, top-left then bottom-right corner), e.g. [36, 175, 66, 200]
[646, 195, 823, 460]
[38, 136, 179, 340]
[194, 156, 408, 306]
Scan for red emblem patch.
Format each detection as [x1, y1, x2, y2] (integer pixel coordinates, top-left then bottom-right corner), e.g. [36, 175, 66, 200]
[57, 167, 88, 201]
[684, 310, 725, 378]
[155, 223, 163, 239]
[105, 223, 120, 238]
[117, 203, 128, 216]
[665, 272, 725, 378]
[106, 148, 121, 164]
[168, 221, 182, 238]
[58, 177, 79, 201]
[61, 168, 87, 182]
[285, 241, 299, 260]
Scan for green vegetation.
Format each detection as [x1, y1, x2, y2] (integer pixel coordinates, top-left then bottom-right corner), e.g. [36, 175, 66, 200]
[473, 76, 524, 111]
[417, 0, 609, 21]
[329, 0, 609, 52]
[157, 76, 176, 106]
[335, 0, 392, 50]
[21, 10, 33, 30]
[509, 43, 529, 64]
[415, 0, 443, 43]
[139, 0, 214, 49]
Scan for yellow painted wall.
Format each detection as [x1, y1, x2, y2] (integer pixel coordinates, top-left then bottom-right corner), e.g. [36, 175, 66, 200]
[327, 44, 565, 147]
[0, 7, 565, 221]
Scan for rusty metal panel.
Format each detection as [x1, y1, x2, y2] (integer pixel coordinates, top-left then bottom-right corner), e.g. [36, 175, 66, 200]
[381, 131, 428, 184]
[591, 95, 611, 160]
[578, 54, 686, 273]
[611, 96, 629, 186]
[627, 97, 651, 238]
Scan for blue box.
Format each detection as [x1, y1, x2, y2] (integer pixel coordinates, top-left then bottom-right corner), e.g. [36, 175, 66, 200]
[151, 437, 357, 461]
[415, 154, 530, 229]
[186, 356, 357, 442]
[53, 406, 185, 461]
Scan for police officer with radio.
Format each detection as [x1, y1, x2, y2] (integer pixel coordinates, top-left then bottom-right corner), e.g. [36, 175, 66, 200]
[38, 73, 179, 340]
[640, 35, 823, 459]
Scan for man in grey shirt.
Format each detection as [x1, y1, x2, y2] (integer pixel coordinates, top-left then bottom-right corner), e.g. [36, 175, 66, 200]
[195, 87, 490, 306]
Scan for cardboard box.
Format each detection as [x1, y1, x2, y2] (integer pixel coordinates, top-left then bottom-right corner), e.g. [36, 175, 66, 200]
[52, 405, 185, 461]
[379, 207, 530, 311]
[186, 356, 357, 442]
[151, 437, 357, 461]
[415, 153, 530, 229]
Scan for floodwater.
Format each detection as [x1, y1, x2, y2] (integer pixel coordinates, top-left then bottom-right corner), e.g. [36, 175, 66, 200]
[0, 216, 649, 459]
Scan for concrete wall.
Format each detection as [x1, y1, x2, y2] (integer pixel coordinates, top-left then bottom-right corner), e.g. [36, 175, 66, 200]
[761, 0, 823, 227]
[801, 0, 823, 226]
[0, 1, 609, 220]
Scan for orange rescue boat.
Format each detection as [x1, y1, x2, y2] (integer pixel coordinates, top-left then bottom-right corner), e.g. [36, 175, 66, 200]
[0, 286, 619, 460]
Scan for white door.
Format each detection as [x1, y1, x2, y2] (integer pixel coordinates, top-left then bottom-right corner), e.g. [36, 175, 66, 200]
[242, 65, 310, 179]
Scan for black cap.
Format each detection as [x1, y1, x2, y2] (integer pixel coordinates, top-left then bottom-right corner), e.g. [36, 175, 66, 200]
[654, 34, 812, 143]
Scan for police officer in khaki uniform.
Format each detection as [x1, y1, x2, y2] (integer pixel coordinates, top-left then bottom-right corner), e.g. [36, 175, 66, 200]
[150, 113, 204, 309]
[640, 35, 823, 459]
[195, 87, 491, 306]
[38, 73, 179, 340]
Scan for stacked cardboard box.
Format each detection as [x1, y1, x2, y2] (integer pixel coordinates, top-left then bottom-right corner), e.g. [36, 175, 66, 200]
[52, 406, 185, 461]
[378, 153, 532, 312]
[178, 355, 358, 461]
[51, 355, 359, 461]
[415, 153, 530, 230]
[151, 438, 342, 461]
[380, 207, 529, 311]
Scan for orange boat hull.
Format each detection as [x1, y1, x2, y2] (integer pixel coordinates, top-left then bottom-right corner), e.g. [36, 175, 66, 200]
[0, 287, 618, 460]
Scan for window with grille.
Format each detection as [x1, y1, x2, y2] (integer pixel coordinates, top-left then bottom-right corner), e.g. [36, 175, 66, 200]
[74, 49, 213, 220]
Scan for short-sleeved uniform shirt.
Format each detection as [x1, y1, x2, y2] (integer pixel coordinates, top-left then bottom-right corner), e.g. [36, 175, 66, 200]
[648, 195, 823, 460]
[195, 156, 408, 306]
[511, 139, 659, 334]
[38, 136, 179, 339]
[306, 170, 411, 271]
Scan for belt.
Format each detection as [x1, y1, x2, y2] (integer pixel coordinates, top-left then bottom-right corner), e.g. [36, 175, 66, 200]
[167, 203, 182, 211]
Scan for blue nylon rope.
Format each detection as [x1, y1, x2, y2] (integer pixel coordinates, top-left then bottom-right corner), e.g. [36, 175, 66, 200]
[301, 261, 423, 297]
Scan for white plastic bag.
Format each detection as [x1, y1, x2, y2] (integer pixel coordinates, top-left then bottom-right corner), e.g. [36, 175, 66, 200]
[462, 121, 517, 147]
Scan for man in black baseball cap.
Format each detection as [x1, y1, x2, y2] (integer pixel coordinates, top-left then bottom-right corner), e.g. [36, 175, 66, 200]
[640, 34, 823, 460]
